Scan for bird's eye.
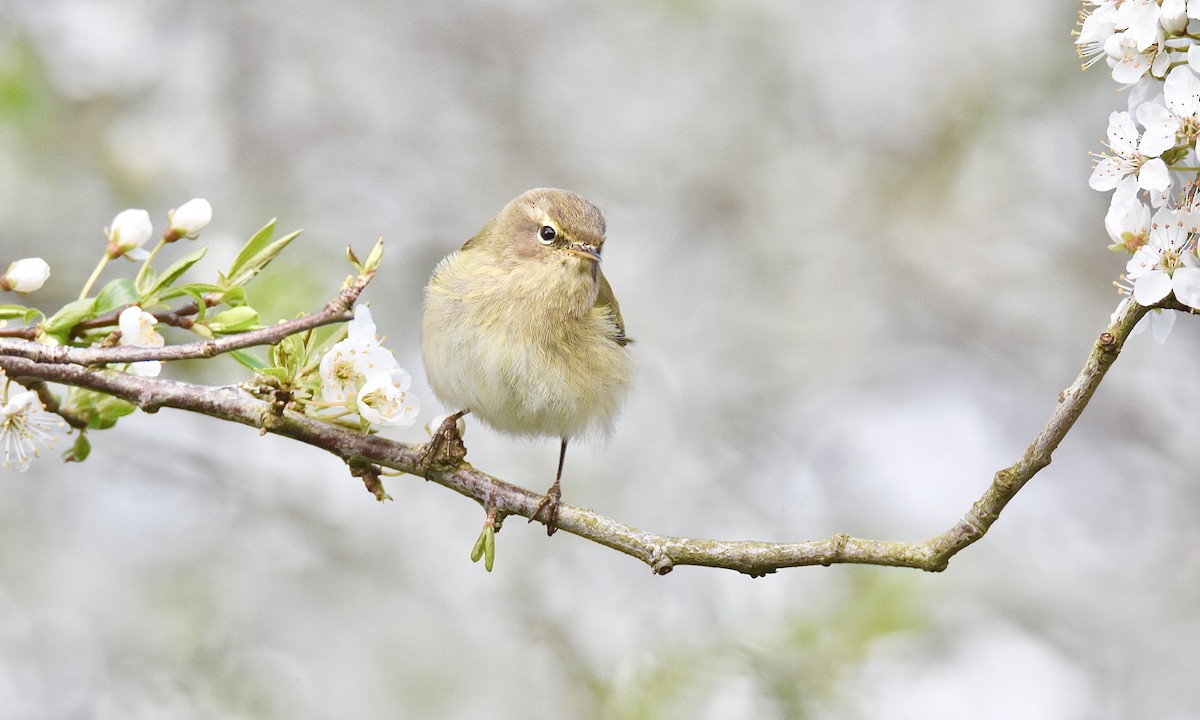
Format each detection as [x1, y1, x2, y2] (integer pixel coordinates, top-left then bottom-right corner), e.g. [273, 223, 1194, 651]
[538, 225, 557, 244]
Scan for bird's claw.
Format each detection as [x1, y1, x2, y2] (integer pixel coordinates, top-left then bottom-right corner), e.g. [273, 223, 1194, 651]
[418, 412, 468, 473]
[529, 482, 562, 536]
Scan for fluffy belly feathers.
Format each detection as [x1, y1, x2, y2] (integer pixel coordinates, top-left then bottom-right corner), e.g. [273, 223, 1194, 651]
[422, 285, 631, 438]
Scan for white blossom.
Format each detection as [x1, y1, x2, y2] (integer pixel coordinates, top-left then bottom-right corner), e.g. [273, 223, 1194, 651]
[1135, 66, 1200, 157]
[1089, 111, 1170, 193]
[1078, 2, 1119, 72]
[1114, 0, 1162, 51]
[1105, 188, 1152, 252]
[356, 370, 419, 428]
[1124, 207, 1200, 308]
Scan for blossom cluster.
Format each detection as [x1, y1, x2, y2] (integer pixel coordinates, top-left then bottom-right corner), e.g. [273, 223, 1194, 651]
[318, 305, 419, 429]
[1079, 0, 1200, 315]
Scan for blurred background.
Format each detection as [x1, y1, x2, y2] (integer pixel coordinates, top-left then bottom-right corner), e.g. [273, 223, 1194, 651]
[1, 1, 1196, 718]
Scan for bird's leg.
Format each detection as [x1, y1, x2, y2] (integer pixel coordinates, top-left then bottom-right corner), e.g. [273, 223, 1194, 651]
[417, 409, 469, 473]
[530, 438, 568, 536]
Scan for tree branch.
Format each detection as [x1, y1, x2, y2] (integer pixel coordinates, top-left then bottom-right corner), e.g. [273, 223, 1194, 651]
[0, 297, 1151, 576]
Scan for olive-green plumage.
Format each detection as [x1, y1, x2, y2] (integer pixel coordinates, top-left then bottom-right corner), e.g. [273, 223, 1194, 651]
[421, 188, 633, 532]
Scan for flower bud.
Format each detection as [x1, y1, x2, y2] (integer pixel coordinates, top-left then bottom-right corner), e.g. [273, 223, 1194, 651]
[107, 209, 153, 260]
[166, 198, 212, 241]
[1, 257, 50, 293]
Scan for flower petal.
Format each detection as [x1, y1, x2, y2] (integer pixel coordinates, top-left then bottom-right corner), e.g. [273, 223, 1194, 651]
[1090, 156, 1128, 191]
[1136, 157, 1171, 192]
[1133, 269, 1173, 305]
[1172, 267, 1200, 308]
[1105, 111, 1140, 154]
[1149, 308, 1176, 342]
[1135, 101, 1178, 157]
[1165, 65, 1200, 120]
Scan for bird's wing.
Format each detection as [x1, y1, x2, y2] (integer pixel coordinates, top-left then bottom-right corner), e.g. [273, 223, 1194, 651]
[459, 218, 496, 252]
[595, 270, 630, 346]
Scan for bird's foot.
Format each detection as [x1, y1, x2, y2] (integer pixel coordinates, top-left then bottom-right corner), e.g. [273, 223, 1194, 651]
[417, 411, 468, 474]
[529, 482, 562, 536]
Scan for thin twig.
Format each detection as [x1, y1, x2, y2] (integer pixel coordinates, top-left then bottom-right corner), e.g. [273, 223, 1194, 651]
[0, 327, 37, 340]
[69, 297, 213, 335]
[0, 269, 373, 366]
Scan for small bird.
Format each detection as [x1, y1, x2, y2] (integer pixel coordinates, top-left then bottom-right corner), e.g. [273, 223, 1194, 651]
[420, 188, 633, 535]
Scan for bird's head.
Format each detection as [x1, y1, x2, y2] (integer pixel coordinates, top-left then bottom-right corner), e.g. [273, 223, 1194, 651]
[485, 188, 606, 276]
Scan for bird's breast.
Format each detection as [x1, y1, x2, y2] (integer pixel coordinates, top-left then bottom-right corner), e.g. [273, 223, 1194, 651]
[422, 251, 630, 438]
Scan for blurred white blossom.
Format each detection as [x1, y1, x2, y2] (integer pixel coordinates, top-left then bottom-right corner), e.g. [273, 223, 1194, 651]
[117, 306, 165, 377]
[1, 258, 50, 293]
[107, 208, 153, 260]
[167, 198, 212, 240]
[0, 375, 68, 472]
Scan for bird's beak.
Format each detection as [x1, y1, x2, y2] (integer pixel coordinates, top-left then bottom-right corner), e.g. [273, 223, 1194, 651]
[568, 242, 601, 263]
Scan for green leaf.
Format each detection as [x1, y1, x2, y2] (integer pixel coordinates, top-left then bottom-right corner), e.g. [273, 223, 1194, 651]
[0, 305, 28, 320]
[225, 218, 277, 282]
[41, 298, 97, 338]
[137, 265, 157, 294]
[220, 223, 302, 290]
[64, 432, 90, 463]
[484, 525, 495, 572]
[469, 525, 497, 571]
[206, 306, 259, 333]
[296, 324, 345, 377]
[258, 367, 289, 382]
[230, 349, 269, 372]
[88, 399, 135, 429]
[470, 527, 487, 563]
[0, 304, 41, 323]
[155, 283, 221, 314]
[271, 331, 311, 381]
[220, 287, 247, 308]
[145, 246, 208, 298]
[94, 278, 139, 315]
[70, 391, 136, 430]
[362, 236, 384, 274]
